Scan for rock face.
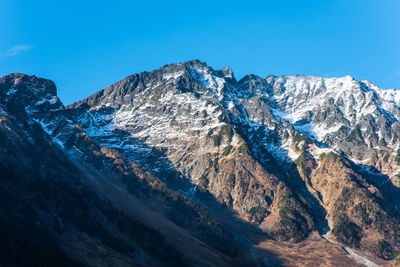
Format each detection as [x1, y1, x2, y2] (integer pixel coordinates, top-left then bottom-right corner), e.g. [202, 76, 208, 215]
[1, 61, 400, 266]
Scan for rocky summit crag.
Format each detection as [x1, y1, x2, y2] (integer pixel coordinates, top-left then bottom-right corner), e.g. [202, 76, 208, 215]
[1, 61, 400, 266]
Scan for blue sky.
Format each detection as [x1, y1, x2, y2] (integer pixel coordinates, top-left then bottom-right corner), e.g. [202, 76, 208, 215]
[1, 0, 399, 104]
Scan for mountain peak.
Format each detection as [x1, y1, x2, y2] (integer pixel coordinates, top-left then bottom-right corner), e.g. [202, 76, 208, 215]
[220, 66, 233, 76]
[0, 73, 57, 97]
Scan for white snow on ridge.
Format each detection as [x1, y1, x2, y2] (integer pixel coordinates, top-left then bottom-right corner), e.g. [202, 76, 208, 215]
[31, 118, 65, 149]
[188, 67, 225, 100]
[265, 75, 400, 144]
[376, 88, 400, 106]
[163, 70, 184, 81]
[362, 80, 400, 105]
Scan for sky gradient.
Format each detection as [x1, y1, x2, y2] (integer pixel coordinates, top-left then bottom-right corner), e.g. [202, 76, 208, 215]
[1, 0, 399, 104]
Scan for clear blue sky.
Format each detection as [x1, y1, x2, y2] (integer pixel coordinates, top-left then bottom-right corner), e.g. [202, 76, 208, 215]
[1, 0, 399, 104]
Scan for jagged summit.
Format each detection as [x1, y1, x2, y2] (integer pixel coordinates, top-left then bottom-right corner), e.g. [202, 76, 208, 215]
[220, 66, 233, 76]
[0, 73, 58, 97]
[67, 60, 400, 158]
[0, 73, 64, 122]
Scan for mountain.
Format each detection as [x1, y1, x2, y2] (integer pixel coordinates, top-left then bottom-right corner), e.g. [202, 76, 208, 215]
[1, 61, 400, 266]
[0, 73, 246, 266]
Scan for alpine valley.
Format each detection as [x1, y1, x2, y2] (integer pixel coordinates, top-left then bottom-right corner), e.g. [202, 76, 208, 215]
[1, 60, 400, 266]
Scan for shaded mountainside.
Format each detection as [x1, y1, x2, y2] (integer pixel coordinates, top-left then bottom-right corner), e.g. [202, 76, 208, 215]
[1, 59, 400, 266]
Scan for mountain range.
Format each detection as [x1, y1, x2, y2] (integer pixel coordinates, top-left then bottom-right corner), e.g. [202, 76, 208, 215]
[1, 60, 400, 266]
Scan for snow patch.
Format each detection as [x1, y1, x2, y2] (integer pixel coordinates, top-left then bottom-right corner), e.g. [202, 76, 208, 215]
[163, 70, 184, 81]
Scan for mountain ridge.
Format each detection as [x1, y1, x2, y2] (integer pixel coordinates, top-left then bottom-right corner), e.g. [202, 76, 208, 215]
[1, 61, 400, 266]
[67, 60, 400, 178]
[66, 60, 400, 263]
